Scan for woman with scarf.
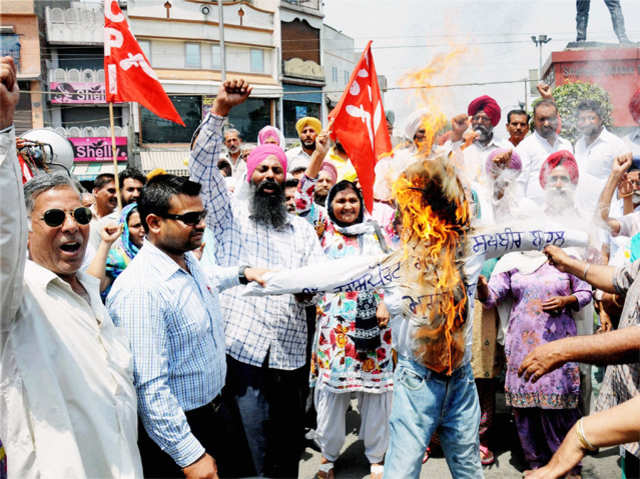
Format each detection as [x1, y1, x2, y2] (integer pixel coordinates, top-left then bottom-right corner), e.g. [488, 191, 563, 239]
[476, 151, 593, 478]
[296, 140, 392, 479]
[96, 203, 145, 299]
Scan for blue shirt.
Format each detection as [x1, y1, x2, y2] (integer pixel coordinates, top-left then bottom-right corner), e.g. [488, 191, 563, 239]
[107, 241, 237, 467]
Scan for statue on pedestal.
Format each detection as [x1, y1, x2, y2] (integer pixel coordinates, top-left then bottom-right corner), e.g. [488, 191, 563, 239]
[576, 0, 631, 44]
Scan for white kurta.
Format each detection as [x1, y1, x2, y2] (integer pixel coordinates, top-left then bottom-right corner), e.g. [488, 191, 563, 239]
[0, 128, 142, 478]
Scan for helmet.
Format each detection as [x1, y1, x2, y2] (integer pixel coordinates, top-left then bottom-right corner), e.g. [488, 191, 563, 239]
[19, 128, 74, 175]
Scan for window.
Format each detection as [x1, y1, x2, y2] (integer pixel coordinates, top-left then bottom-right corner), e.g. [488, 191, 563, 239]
[139, 40, 151, 63]
[331, 66, 338, 82]
[250, 49, 264, 73]
[283, 101, 321, 138]
[0, 33, 20, 71]
[211, 45, 221, 69]
[185, 43, 201, 68]
[227, 98, 271, 141]
[141, 96, 201, 143]
[344, 70, 349, 84]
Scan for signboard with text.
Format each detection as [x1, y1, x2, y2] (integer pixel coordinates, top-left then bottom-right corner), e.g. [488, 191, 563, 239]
[69, 137, 128, 162]
[50, 82, 106, 104]
[202, 96, 215, 120]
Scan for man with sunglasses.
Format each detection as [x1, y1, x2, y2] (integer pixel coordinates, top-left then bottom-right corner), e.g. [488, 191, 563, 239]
[191, 79, 325, 477]
[107, 174, 266, 478]
[0, 56, 143, 477]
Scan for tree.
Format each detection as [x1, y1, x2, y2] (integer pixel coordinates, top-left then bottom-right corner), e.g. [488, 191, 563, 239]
[531, 81, 613, 144]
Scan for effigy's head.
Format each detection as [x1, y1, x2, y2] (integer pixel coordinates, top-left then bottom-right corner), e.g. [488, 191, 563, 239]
[392, 153, 469, 245]
[391, 153, 470, 375]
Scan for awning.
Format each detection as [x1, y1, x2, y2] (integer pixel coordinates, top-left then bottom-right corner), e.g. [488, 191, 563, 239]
[140, 150, 190, 176]
[72, 162, 126, 181]
[283, 84, 323, 104]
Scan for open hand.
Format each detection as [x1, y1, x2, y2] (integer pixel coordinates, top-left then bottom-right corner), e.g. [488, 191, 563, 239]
[541, 295, 569, 313]
[213, 79, 252, 117]
[518, 341, 562, 382]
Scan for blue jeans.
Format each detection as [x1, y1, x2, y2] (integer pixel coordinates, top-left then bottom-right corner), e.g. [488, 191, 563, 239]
[384, 356, 482, 479]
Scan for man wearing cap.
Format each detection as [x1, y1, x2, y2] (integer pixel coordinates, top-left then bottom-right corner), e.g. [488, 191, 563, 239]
[462, 95, 510, 185]
[516, 99, 573, 204]
[191, 79, 325, 477]
[286, 116, 322, 171]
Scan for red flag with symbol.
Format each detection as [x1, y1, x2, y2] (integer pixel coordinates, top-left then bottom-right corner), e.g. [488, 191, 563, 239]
[329, 41, 391, 213]
[103, 0, 184, 126]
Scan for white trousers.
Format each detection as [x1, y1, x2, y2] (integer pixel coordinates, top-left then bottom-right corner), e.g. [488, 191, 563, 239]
[314, 386, 393, 464]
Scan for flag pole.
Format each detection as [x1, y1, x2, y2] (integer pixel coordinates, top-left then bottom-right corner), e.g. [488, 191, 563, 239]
[109, 101, 122, 211]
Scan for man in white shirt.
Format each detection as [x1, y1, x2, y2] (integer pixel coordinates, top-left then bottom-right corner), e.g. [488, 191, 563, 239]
[286, 116, 321, 170]
[516, 100, 573, 203]
[505, 109, 530, 148]
[0, 56, 142, 478]
[463, 95, 509, 185]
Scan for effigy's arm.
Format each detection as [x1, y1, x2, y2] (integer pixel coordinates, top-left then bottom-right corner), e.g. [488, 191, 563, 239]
[241, 250, 400, 297]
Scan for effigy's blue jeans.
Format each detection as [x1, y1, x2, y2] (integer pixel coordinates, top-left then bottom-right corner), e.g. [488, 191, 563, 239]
[383, 356, 482, 479]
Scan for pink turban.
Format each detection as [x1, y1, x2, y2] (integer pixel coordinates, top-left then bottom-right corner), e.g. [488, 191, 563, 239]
[258, 126, 281, 146]
[485, 148, 522, 176]
[468, 95, 501, 127]
[246, 144, 288, 182]
[319, 161, 338, 184]
[630, 88, 640, 124]
[539, 150, 579, 189]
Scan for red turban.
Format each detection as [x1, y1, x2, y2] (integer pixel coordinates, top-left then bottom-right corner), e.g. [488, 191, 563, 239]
[467, 95, 501, 127]
[539, 150, 579, 189]
[630, 88, 640, 124]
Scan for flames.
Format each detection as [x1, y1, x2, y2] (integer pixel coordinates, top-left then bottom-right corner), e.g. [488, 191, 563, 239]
[393, 155, 470, 374]
[398, 46, 466, 154]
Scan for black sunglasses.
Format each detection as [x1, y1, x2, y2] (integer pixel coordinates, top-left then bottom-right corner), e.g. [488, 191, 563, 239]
[41, 207, 92, 227]
[160, 209, 207, 226]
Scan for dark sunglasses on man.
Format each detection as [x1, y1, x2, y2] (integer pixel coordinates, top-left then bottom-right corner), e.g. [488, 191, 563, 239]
[41, 207, 92, 227]
[160, 209, 207, 226]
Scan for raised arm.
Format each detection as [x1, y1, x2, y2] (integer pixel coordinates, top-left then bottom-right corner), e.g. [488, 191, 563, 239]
[0, 56, 25, 327]
[295, 130, 331, 216]
[189, 79, 252, 232]
[596, 153, 632, 235]
[86, 222, 122, 292]
[543, 245, 616, 293]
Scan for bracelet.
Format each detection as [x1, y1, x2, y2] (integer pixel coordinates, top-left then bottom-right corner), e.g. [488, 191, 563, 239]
[583, 263, 591, 281]
[576, 418, 598, 452]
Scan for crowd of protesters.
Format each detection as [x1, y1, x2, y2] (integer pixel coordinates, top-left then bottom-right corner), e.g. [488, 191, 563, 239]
[2, 48, 640, 479]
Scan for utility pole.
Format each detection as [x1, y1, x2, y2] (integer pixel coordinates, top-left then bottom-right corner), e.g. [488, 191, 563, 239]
[531, 34, 551, 81]
[218, 0, 226, 82]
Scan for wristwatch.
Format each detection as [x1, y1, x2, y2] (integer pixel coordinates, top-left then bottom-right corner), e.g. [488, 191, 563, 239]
[238, 265, 250, 285]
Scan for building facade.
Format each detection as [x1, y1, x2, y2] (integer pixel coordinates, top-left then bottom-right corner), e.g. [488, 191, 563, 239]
[0, 0, 43, 134]
[322, 24, 356, 112]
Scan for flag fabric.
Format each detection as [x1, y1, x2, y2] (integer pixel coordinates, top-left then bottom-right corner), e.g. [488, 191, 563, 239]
[103, 0, 184, 126]
[328, 41, 391, 212]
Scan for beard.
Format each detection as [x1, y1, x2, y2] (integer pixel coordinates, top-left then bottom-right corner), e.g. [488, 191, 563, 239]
[302, 138, 316, 151]
[227, 144, 240, 154]
[473, 125, 493, 144]
[314, 192, 327, 206]
[250, 179, 289, 229]
[538, 124, 556, 140]
[544, 188, 576, 216]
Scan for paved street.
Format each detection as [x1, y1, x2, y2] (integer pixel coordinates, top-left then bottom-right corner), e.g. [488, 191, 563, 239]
[298, 402, 620, 479]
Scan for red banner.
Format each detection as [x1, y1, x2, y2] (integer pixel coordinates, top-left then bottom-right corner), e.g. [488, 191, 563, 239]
[329, 41, 391, 212]
[103, 0, 184, 126]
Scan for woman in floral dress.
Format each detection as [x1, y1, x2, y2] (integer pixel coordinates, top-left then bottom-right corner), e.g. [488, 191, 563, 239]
[477, 260, 591, 477]
[296, 170, 393, 479]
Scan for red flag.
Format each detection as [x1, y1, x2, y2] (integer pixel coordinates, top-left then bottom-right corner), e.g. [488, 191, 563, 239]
[329, 41, 391, 213]
[104, 0, 184, 126]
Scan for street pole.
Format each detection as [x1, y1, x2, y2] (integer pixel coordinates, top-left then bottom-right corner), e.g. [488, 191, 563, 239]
[218, 0, 226, 82]
[531, 34, 551, 82]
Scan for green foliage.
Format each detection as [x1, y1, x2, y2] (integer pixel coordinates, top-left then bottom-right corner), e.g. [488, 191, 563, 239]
[530, 81, 613, 144]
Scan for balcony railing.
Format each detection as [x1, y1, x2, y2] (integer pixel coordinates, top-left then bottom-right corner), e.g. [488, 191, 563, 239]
[281, 0, 321, 11]
[53, 126, 128, 138]
[45, 5, 103, 44]
[48, 68, 104, 83]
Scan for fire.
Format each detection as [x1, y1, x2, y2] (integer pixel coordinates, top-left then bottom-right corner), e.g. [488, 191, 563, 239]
[392, 155, 469, 374]
[398, 46, 466, 154]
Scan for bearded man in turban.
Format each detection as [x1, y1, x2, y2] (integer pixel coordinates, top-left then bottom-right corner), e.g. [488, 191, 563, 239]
[286, 116, 322, 171]
[463, 95, 510, 185]
[191, 80, 327, 477]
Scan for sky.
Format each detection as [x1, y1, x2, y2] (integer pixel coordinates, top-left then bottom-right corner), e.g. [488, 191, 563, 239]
[323, 0, 640, 139]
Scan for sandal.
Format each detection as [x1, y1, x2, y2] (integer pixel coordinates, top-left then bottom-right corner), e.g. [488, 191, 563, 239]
[479, 445, 495, 466]
[316, 461, 334, 479]
[370, 464, 384, 479]
[422, 446, 431, 464]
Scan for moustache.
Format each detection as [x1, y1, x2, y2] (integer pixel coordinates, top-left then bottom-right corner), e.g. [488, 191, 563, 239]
[257, 179, 283, 195]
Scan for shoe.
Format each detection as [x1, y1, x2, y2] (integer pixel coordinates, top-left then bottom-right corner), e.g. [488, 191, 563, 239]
[422, 446, 431, 464]
[370, 464, 384, 479]
[316, 462, 334, 479]
[479, 445, 495, 466]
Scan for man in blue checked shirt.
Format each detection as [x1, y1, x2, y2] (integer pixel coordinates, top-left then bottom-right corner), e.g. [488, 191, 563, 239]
[191, 79, 325, 477]
[107, 174, 267, 479]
